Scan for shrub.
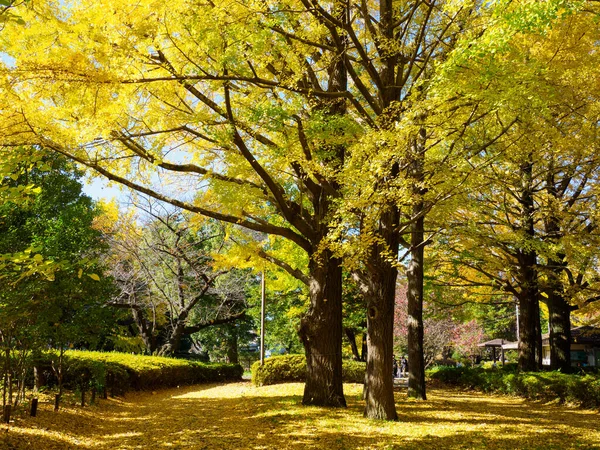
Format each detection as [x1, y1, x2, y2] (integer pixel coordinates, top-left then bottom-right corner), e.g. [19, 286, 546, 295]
[37, 350, 242, 394]
[427, 365, 600, 408]
[251, 355, 366, 386]
[342, 360, 367, 383]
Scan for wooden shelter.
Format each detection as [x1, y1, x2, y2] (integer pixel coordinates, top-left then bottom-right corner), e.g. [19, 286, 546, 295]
[477, 338, 513, 365]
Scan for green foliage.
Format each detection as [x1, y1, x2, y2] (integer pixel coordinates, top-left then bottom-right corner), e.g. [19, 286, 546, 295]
[428, 365, 600, 408]
[341, 359, 367, 384]
[251, 355, 365, 386]
[251, 355, 306, 386]
[37, 350, 243, 392]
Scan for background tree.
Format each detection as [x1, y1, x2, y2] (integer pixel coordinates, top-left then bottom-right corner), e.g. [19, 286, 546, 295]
[107, 201, 250, 356]
[0, 152, 118, 408]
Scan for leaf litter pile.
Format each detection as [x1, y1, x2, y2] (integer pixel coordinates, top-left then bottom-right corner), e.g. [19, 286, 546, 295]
[1, 383, 599, 449]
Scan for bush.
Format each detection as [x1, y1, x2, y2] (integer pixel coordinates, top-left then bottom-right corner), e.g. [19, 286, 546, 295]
[427, 365, 600, 408]
[342, 360, 367, 383]
[37, 350, 243, 394]
[251, 355, 366, 386]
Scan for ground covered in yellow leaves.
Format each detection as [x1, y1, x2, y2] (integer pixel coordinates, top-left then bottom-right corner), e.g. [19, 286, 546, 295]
[1, 382, 599, 449]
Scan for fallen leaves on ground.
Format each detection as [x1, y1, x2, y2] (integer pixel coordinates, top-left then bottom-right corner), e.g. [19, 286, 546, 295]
[1, 383, 599, 449]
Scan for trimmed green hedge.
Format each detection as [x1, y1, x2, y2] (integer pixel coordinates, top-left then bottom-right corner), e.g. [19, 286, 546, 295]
[37, 350, 243, 393]
[251, 354, 366, 386]
[428, 365, 600, 408]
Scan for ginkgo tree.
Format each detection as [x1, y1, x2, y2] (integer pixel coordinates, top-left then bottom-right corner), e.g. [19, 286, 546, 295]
[0, 0, 597, 421]
[0, 0, 358, 409]
[0, 152, 118, 411]
[427, 5, 600, 372]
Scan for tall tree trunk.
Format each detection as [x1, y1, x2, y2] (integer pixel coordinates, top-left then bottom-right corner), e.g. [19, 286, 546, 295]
[361, 196, 400, 419]
[299, 251, 345, 407]
[544, 165, 571, 371]
[407, 129, 427, 400]
[517, 158, 540, 372]
[407, 213, 426, 399]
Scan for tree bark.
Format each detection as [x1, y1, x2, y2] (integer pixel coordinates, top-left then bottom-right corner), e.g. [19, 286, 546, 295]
[544, 166, 571, 372]
[299, 251, 346, 407]
[407, 129, 427, 401]
[547, 287, 571, 371]
[516, 158, 541, 372]
[226, 327, 239, 364]
[407, 213, 426, 400]
[345, 328, 361, 362]
[363, 260, 398, 420]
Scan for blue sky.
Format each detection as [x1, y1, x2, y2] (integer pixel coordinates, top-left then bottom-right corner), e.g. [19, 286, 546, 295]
[82, 176, 124, 201]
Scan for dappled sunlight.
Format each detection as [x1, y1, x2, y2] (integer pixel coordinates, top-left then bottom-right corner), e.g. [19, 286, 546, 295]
[1, 382, 599, 449]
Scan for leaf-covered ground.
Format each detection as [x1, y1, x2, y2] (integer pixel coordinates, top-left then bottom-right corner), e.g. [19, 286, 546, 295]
[1, 382, 599, 449]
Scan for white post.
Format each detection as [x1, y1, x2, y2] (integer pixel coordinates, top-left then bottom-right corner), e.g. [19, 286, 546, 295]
[515, 301, 520, 344]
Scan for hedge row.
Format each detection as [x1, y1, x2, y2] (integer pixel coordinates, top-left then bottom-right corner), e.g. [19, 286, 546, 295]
[428, 365, 600, 408]
[36, 350, 243, 393]
[251, 354, 366, 386]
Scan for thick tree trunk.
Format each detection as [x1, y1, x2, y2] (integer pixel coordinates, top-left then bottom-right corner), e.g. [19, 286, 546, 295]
[547, 283, 571, 371]
[298, 251, 345, 407]
[517, 288, 538, 371]
[544, 167, 571, 372]
[360, 196, 400, 420]
[363, 262, 398, 420]
[517, 159, 540, 372]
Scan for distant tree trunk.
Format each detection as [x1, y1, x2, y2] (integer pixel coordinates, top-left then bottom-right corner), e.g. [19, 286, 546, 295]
[345, 328, 361, 362]
[299, 251, 345, 407]
[130, 303, 157, 354]
[226, 328, 239, 364]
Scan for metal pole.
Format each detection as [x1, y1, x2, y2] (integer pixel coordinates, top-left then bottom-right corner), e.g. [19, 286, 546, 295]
[516, 301, 520, 343]
[260, 269, 266, 366]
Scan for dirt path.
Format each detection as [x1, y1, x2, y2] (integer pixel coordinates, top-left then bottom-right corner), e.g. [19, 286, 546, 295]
[1, 382, 599, 449]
